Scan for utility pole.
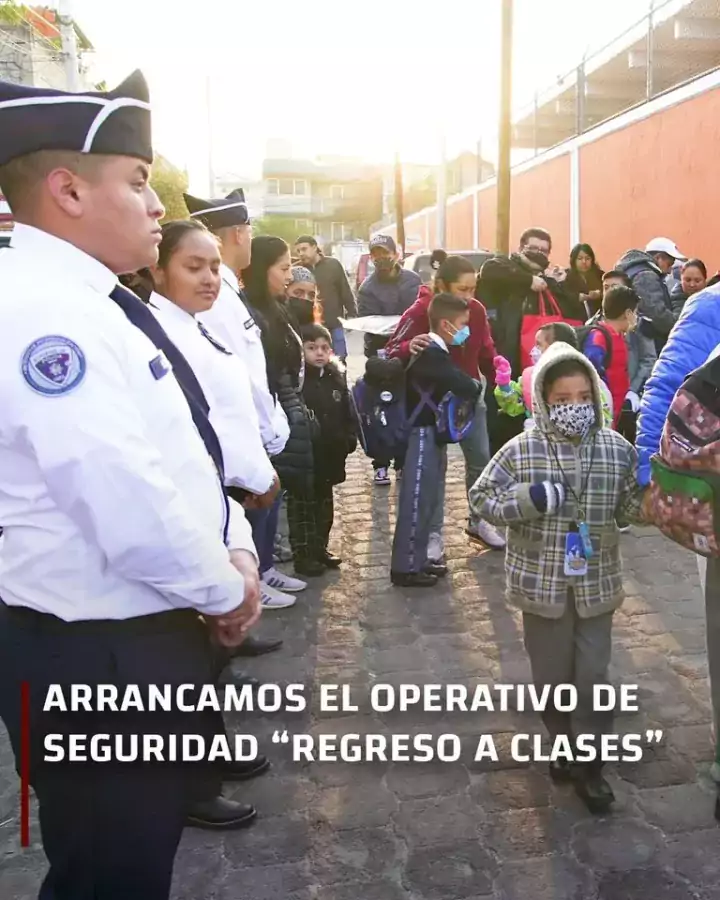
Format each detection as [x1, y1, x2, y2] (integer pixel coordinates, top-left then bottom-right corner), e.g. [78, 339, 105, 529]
[393, 152, 406, 257]
[58, 0, 80, 91]
[206, 75, 215, 197]
[496, 0, 514, 255]
[436, 132, 447, 249]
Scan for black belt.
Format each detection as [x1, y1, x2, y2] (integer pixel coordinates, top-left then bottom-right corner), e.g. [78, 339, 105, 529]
[0, 603, 202, 637]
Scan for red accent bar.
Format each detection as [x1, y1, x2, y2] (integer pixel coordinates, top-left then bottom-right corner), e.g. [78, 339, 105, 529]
[20, 681, 30, 847]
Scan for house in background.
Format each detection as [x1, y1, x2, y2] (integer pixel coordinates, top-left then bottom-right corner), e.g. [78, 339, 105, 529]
[0, 4, 93, 88]
[260, 156, 383, 246]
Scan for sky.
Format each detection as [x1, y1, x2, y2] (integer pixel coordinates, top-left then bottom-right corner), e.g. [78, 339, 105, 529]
[65, 0, 660, 192]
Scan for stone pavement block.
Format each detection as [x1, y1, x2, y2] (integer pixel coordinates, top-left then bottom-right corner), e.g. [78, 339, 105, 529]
[386, 762, 470, 799]
[403, 841, 497, 900]
[213, 862, 313, 900]
[226, 775, 316, 818]
[308, 825, 401, 885]
[636, 783, 716, 833]
[571, 817, 664, 871]
[496, 855, 597, 900]
[485, 807, 574, 859]
[661, 829, 720, 893]
[309, 783, 397, 829]
[394, 794, 485, 847]
[619, 750, 698, 789]
[464, 733, 533, 773]
[222, 818, 311, 869]
[0, 855, 44, 900]
[596, 867, 703, 900]
[470, 769, 555, 810]
[317, 881, 410, 900]
[665, 724, 715, 763]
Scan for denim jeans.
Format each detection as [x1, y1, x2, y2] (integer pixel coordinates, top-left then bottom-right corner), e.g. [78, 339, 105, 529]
[429, 399, 490, 535]
[245, 493, 282, 575]
[330, 326, 348, 359]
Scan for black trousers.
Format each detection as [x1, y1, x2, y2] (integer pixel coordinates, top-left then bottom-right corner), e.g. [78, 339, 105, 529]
[286, 484, 334, 562]
[617, 408, 637, 445]
[0, 604, 223, 900]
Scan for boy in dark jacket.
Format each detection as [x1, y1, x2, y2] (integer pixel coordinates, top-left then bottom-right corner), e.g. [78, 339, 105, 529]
[292, 324, 357, 574]
[391, 294, 482, 588]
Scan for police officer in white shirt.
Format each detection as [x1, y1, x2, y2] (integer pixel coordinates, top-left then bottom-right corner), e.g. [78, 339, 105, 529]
[149, 218, 306, 617]
[0, 72, 260, 899]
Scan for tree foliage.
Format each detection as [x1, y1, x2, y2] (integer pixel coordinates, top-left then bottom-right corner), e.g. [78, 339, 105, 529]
[151, 155, 189, 223]
[251, 215, 301, 246]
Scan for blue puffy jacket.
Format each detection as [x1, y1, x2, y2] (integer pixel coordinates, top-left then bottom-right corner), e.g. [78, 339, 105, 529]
[636, 284, 720, 485]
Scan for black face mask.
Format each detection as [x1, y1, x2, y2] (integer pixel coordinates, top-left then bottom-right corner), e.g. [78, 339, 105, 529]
[523, 249, 549, 271]
[288, 297, 315, 327]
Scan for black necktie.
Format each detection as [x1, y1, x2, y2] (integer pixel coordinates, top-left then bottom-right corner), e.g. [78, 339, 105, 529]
[109, 284, 229, 542]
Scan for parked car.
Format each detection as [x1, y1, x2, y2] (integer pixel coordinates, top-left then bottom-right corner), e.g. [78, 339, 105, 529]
[403, 249, 495, 285]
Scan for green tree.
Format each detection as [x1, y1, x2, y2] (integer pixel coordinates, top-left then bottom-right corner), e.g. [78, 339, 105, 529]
[252, 215, 301, 246]
[151, 155, 189, 222]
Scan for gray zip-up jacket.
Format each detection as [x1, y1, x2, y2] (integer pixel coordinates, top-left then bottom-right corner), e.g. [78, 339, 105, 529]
[616, 249, 677, 339]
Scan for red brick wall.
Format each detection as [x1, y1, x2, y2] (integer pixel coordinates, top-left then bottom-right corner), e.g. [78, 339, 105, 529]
[447, 195, 474, 250]
[509, 154, 571, 260]
[580, 87, 720, 269]
[478, 185, 497, 250]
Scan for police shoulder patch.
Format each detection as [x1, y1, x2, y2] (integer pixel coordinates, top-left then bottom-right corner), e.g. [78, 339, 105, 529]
[21, 335, 87, 396]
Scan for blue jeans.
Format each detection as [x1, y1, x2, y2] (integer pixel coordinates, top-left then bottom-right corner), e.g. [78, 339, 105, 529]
[330, 326, 348, 358]
[429, 399, 490, 535]
[245, 494, 282, 575]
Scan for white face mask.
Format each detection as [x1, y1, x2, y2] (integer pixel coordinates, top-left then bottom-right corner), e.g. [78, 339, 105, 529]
[548, 402, 595, 438]
[530, 345, 542, 365]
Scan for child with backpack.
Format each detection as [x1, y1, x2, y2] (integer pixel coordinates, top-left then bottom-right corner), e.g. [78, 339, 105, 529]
[471, 341, 647, 813]
[288, 324, 357, 573]
[580, 285, 639, 429]
[391, 293, 482, 588]
[494, 322, 613, 430]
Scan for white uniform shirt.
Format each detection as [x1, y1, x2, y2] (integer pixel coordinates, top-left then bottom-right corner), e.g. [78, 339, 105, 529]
[149, 291, 275, 496]
[200, 264, 289, 455]
[0, 224, 253, 621]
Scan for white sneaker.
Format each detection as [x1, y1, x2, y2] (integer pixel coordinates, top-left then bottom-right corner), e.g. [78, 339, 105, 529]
[262, 566, 307, 593]
[468, 520, 506, 550]
[374, 467, 391, 486]
[427, 532, 445, 563]
[261, 584, 297, 610]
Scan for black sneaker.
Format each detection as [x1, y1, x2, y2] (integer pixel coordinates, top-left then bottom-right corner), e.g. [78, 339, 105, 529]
[548, 759, 574, 783]
[391, 571, 438, 588]
[319, 551, 342, 569]
[423, 562, 448, 578]
[294, 559, 326, 577]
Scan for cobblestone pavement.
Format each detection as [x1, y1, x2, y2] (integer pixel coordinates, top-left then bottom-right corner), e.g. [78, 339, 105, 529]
[1, 338, 719, 899]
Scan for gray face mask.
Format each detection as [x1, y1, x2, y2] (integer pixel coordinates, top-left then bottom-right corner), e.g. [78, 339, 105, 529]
[548, 402, 595, 438]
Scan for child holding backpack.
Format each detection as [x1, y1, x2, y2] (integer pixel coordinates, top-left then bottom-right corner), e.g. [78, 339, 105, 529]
[470, 341, 647, 814]
[391, 293, 482, 588]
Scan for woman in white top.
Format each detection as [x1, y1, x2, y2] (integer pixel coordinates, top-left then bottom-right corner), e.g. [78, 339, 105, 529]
[150, 220, 305, 608]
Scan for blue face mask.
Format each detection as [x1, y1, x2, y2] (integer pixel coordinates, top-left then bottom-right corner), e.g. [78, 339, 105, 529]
[451, 325, 470, 346]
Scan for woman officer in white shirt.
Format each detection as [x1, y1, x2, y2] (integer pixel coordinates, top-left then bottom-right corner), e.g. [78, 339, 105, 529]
[149, 220, 305, 610]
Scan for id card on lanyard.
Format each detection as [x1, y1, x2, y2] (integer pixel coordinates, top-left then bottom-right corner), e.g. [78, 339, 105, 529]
[549, 437, 597, 577]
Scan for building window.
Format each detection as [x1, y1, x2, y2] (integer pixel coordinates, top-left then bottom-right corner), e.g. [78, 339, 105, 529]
[331, 222, 349, 242]
[294, 179, 308, 196]
[267, 178, 279, 195]
[295, 219, 312, 232]
[279, 178, 294, 195]
[330, 184, 345, 200]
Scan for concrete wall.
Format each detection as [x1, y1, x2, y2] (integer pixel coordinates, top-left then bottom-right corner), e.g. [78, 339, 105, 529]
[376, 68, 720, 271]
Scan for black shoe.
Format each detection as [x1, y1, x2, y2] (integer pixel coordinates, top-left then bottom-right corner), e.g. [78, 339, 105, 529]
[294, 559, 326, 577]
[573, 765, 615, 814]
[229, 634, 283, 657]
[424, 563, 448, 578]
[186, 797, 257, 830]
[319, 551, 342, 569]
[223, 755, 271, 782]
[391, 571, 438, 588]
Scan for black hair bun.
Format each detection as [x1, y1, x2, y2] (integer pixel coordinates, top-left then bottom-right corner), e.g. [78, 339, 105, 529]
[430, 248, 448, 270]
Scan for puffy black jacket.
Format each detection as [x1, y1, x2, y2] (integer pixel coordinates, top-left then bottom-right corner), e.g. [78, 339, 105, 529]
[271, 373, 317, 496]
[302, 360, 357, 486]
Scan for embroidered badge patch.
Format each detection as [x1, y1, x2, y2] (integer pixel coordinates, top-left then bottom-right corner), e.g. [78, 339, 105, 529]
[243, 316, 256, 330]
[149, 351, 171, 380]
[21, 336, 86, 396]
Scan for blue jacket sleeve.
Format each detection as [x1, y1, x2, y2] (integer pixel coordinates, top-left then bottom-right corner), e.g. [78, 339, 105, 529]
[636, 287, 720, 485]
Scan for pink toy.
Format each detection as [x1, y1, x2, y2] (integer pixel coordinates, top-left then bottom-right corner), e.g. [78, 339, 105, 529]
[493, 355, 512, 388]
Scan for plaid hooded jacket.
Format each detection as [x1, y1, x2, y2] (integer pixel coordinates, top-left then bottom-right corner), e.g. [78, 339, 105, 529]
[469, 342, 645, 619]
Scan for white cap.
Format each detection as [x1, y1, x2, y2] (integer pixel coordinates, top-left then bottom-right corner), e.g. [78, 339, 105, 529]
[645, 237, 687, 261]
